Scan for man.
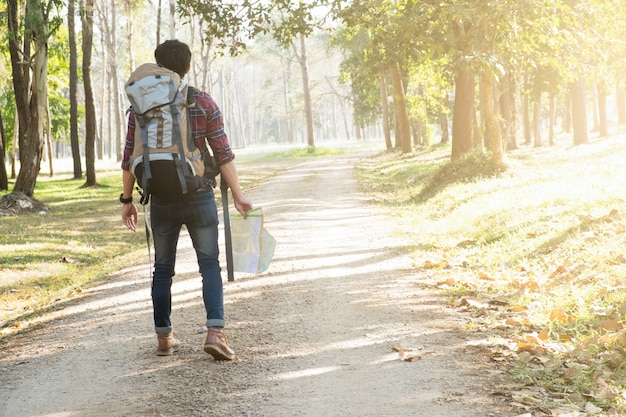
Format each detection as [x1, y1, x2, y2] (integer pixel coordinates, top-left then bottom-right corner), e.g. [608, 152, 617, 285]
[120, 39, 252, 360]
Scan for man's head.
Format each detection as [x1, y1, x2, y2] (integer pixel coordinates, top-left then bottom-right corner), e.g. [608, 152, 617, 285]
[154, 39, 191, 78]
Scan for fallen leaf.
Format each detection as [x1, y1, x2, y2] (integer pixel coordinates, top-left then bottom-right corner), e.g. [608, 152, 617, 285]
[478, 271, 495, 281]
[511, 394, 540, 405]
[538, 328, 550, 341]
[436, 278, 456, 287]
[597, 318, 623, 333]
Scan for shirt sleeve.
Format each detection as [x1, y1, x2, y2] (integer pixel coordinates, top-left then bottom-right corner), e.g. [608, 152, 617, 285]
[189, 90, 236, 165]
[121, 109, 135, 171]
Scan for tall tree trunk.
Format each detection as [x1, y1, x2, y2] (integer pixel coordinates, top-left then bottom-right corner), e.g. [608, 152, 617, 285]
[390, 62, 411, 154]
[617, 84, 626, 125]
[69, 0, 82, 178]
[82, 0, 97, 186]
[549, 95, 556, 145]
[0, 115, 8, 190]
[156, 0, 162, 45]
[13, 0, 48, 197]
[439, 112, 449, 144]
[124, 0, 135, 72]
[45, 99, 54, 176]
[500, 70, 516, 150]
[169, 0, 176, 39]
[295, 34, 315, 148]
[522, 94, 531, 145]
[533, 91, 541, 147]
[562, 92, 571, 133]
[107, 0, 122, 161]
[282, 61, 294, 144]
[480, 67, 503, 165]
[451, 66, 475, 159]
[597, 81, 608, 137]
[379, 72, 392, 150]
[571, 78, 588, 145]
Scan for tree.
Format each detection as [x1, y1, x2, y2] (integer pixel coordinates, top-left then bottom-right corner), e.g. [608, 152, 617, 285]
[68, 0, 82, 179]
[293, 34, 315, 148]
[81, 0, 97, 187]
[8, 0, 63, 197]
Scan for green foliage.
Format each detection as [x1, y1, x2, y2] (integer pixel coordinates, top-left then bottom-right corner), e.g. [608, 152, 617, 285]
[415, 150, 506, 202]
[0, 91, 15, 151]
[356, 133, 626, 413]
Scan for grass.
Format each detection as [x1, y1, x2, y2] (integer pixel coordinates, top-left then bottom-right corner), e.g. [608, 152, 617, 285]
[5, 134, 626, 412]
[355, 132, 626, 414]
[0, 146, 317, 333]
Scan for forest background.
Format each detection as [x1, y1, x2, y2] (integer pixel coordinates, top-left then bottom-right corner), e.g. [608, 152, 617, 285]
[3, 1, 626, 415]
[2, 0, 626, 198]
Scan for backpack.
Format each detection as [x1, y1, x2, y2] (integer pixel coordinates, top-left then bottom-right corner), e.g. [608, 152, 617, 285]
[125, 63, 218, 204]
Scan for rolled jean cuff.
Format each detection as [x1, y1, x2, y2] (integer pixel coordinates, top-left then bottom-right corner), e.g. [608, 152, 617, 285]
[155, 326, 173, 334]
[206, 319, 225, 328]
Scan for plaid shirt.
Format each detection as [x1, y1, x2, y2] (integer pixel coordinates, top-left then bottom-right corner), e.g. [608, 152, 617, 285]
[121, 88, 235, 172]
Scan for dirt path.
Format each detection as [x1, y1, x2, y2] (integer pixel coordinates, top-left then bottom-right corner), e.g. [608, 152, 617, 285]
[1, 153, 517, 417]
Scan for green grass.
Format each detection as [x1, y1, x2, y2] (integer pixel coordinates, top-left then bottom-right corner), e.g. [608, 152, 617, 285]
[355, 132, 626, 414]
[0, 146, 324, 331]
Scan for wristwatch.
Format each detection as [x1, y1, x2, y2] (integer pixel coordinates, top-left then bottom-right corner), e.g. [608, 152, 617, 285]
[119, 193, 133, 204]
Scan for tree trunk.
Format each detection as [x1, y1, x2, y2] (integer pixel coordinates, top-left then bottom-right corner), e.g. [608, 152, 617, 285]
[295, 35, 315, 148]
[0, 114, 8, 190]
[439, 112, 449, 144]
[617, 84, 626, 125]
[82, 0, 97, 186]
[533, 91, 541, 147]
[69, 0, 82, 178]
[480, 67, 503, 165]
[563, 92, 571, 133]
[45, 99, 54, 176]
[451, 65, 475, 159]
[500, 70, 516, 150]
[522, 94, 531, 145]
[156, 0, 162, 45]
[379, 72, 392, 150]
[597, 81, 608, 137]
[108, 0, 123, 161]
[571, 78, 588, 145]
[13, 0, 48, 197]
[390, 62, 411, 154]
[549, 95, 556, 145]
[169, 0, 176, 39]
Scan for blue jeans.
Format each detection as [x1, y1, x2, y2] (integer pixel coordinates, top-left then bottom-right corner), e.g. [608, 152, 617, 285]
[150, 189, 225, 334]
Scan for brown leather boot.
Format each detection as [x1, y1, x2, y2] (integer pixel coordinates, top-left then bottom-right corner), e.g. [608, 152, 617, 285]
[156, 333, 180, 356]
[203, 328, 235, 361]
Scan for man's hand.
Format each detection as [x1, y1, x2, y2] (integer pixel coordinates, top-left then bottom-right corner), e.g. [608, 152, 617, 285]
[122, 203, 138, 231]
[234, 194, 253, 218]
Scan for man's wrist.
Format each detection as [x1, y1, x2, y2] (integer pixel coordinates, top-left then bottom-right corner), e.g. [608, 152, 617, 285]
[119, 193, 133, 204]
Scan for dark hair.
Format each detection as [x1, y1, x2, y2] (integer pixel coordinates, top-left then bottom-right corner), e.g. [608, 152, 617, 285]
[154, 40, 191, 78]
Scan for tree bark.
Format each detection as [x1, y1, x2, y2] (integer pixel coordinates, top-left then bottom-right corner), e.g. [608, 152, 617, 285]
[0, 114, 8, 190]
[295, 35, 315, 148]
[45, 99, 54, 176]
[82, 0, 98, 186]
[12, 0, 48, 197]
[500, 70, 516, 150]
[617, 84, 626, 125]
[69, 0, 82, 178]
[597, 81, 608, 137]
[533, 91, 541, 147]
[480, 67, 503, 165]
[390, 62, 411, 154]
[571, 78, 588, 145]
[379, 72, 392, 150]
[451, 65, 475, 159]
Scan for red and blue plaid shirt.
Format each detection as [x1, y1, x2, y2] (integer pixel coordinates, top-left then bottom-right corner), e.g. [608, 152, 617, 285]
[121, 88, 235, 173]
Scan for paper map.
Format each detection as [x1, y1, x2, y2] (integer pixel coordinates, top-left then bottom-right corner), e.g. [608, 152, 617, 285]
[230, 207, 276, 274]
